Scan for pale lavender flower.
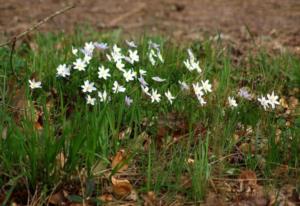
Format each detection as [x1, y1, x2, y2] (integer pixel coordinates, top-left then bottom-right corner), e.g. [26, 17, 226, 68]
[94, 42, 108, 50]
[238, 87, 252, 100]
[125, 96, 133, 106]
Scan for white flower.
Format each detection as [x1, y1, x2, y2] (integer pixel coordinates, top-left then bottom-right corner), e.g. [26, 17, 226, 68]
[73, 58, 87, 71]
[201, 80, 212, 93]
[184, 49, 201, 73]
[228, 96, 238, 108]
[126, 40, 137, 48]
[165, 90, 175, 104]
[148, 49, 156, 66]
[193, 82, 204, 97]
[141, 85, 150, 96]
[125, 96, 133, 106]
[139, 69, 147, 76]
[29, 79, 42, 89]
[112, 81, 126, 93]
[150, 89, 161, 103]
[148, 40, 160, 49]
[83, 41, 95, 56]
[83, 55, 92, 64]
[157, 49, 164, 63]
[196, 95, 206, 106]
[98, 66, 111, 80]
[152, 76, 166, 82]
[116, 60, 125, 72]
[258, 96, 269, 110]
[98, 90, 108, 102]
[72, 47, 78, 56]
[138, 76, 148, 86]
[94, 42, 108, 50]
[128, 50, 139, 64]
[238, 87, 252, 100]
[267, 91, 280, 109]
[56, 64, 70, 78]
[178, 80, 189, 91]
[111, 44, 123, 62]
[86, 95, 96, 105]
[81, 80, 96, 93]
[123, 69, 137, 82]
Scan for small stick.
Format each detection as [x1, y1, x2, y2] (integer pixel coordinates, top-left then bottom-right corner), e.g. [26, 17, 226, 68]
[106, 3, 145, 27]
[0, 4, 75, 47]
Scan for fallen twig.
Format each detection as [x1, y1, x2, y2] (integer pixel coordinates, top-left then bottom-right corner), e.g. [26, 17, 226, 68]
[106, 3, 146, 27]
[0, 4, 75, 47]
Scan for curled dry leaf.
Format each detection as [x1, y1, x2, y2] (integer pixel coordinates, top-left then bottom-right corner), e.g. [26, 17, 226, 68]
[238, 170, 257, 192]
[111, 149, 128, 172]
[1, 126, 7, 140]
[98, 193, 113, 202]
[56, 152, 66, 169]
[111, 176, 132, 198]
[48, 191, 66, 205]
[143, 191, 157, 206]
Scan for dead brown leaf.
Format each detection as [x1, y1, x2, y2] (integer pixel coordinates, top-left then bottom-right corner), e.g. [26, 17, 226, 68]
[48, 191, 66, 205]
[111, 149, 128, 172]
[111, 176, 132, 198]
[98, 193, 113, 202]
[238, 170, 257, 192]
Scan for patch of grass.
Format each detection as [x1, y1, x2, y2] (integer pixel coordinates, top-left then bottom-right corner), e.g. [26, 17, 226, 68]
[0, 28, 299, 204]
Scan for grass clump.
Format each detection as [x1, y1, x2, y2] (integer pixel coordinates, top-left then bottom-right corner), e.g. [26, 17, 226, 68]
[0, 29, 300, 204]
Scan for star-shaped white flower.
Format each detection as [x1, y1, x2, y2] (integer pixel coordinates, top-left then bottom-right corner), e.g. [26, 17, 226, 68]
[196, 95, 206, 106]
[72, 47, 78, 56]
[81, 80, 96, 93]
[112, 81, 126, 93]
[86, 95, 96, 105]
[29, 79, 42, 89]
[228, 96, 238, 108]
[201, 80, 212, 93]
[126, 40, 137, 48]
[178, 81, 189, 91]
[267, 91, 280, 109]
[98, 90, 108, 102]
[123, 69, 137, 82]
[139, 69, 147, 76]
[73, 58, 87, 71]
[98, 66, 111, 80]
[83, 41, 95, 56]
[141, 85, 150, 96]
[165, 90, 175, 104]
[128, 50, 139, 64]
[116, 60, 125, 72]
[150, 89, 161, 103]
[56, 64, 70, 78]
[192, 82, 204, 97]
[138, 76, 148, 86]
[152, 76, 166, 82]
[125, 96, 133, 106]
[258, 96, 269, 110]
[148, 49, 156, 66]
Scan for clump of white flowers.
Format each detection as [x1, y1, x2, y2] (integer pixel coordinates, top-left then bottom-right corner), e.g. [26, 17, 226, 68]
[184, 49, 201, 73]
[28, 39, 281, 113]
[258, 91, 280, 110]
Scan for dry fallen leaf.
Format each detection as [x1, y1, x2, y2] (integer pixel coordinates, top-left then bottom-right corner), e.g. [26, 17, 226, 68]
[56, 152, 67, 169]
[238, 170, 257, 192]
[111, 176, 132, 198]
[48, 191, 66, 205]
[143, 191, 157, 206]
[111, 149, 128, 172]
[98, 193, 113, 202]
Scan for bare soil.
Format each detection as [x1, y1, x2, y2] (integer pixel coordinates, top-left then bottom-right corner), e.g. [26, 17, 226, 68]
[1, 0, 300, 53]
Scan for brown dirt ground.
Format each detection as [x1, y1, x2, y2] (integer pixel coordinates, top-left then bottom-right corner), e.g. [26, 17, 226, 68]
[1, 0, 300, 53]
